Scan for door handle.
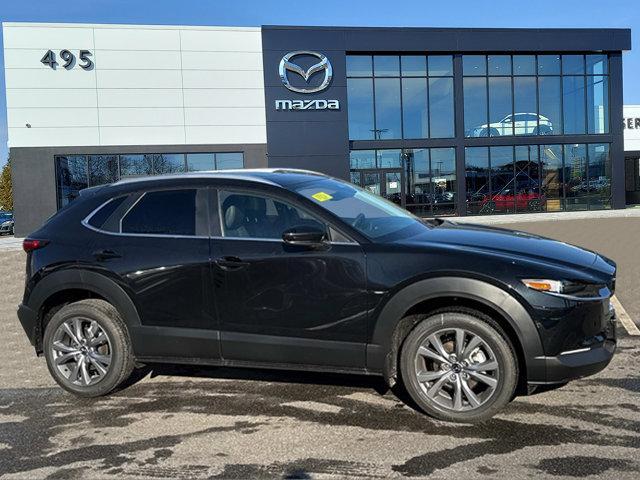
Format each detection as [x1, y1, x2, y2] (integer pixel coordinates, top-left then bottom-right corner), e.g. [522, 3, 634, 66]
[214, 256, 249, 271]
[92, 249, 121, 261]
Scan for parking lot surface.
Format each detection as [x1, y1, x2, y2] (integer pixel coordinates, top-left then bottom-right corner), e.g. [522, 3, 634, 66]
[1, 216, 639, 479]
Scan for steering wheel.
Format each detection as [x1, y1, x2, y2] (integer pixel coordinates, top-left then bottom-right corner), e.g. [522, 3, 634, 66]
[352, 213, 367, 230]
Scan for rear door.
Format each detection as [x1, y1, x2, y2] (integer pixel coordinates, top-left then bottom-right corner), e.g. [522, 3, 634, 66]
[86, 186, 219, 361]
[210, 186, 369, 370]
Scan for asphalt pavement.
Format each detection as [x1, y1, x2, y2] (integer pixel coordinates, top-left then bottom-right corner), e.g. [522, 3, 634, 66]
[0, 214, 639, 479]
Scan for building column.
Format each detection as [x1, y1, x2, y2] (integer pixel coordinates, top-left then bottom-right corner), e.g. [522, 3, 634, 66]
[609, 52, 626, 209]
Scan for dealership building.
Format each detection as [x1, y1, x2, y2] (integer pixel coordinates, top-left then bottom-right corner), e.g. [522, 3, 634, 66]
[1, 22, 635, 235]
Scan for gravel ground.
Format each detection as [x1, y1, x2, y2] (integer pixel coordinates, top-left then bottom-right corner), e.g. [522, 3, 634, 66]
[0, 216, 639, 479]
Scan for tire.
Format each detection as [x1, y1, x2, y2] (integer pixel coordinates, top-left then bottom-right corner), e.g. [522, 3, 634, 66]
[399, 309, 518, 423]
[527, 199, 542, 212]
[43, 299, 135, 397]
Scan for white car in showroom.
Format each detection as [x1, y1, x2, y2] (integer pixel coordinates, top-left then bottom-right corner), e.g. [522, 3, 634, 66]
[469, 113, 553, 137]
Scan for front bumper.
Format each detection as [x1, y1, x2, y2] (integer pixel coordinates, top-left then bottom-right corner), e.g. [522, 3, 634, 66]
[530, 311, 617, 385]
[17, 303, 38, 347]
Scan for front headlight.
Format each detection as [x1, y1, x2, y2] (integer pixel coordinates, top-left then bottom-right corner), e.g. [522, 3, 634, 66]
[521, 279, 606, 298]
[522, 279, 564, 293]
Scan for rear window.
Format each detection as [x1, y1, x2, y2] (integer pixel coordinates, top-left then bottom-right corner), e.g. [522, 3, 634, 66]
[121, 189, 196, 236]
[88, 196, 127, 229]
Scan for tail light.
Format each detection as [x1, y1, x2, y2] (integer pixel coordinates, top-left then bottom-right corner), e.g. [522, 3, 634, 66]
[23, 239, 49, 253]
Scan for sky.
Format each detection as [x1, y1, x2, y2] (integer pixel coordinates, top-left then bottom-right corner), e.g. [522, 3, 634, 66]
[0, 0, 638, 167]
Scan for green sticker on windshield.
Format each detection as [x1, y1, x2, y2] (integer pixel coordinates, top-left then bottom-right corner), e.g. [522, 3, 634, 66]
[311, 191, 333, 202]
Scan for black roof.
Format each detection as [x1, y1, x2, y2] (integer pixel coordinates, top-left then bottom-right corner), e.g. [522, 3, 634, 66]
[111, 168, 330, 190]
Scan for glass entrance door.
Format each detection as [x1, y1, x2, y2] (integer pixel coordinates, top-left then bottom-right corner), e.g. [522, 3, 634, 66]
[351, 169, 405, 207]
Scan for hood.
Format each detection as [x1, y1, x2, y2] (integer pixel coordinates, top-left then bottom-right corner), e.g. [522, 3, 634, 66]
[402, 220, 603, 271]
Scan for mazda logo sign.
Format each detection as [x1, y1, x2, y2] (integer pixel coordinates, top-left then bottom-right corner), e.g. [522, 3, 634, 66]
[279, 51, 333, 94]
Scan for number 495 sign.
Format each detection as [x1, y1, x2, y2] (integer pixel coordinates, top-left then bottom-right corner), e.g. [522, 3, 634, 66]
[41, 49, 93, 70]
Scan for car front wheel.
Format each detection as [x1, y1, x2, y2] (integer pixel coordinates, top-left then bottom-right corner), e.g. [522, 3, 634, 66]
[43, 299, 135, 397]
[399, 310, 518, 423]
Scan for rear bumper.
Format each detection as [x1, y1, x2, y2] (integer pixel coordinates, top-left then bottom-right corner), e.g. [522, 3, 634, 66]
[17, 303, 38, 347]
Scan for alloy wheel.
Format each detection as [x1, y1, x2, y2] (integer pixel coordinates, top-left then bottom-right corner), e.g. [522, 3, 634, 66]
[414, 328, 499, 412]
[51, 317, 112, 386]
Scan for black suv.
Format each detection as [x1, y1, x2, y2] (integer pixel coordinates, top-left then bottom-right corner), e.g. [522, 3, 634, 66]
[17, 170, 617, 422]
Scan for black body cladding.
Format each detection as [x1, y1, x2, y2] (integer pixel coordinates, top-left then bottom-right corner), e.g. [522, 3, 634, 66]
[18, 170, 616, 391]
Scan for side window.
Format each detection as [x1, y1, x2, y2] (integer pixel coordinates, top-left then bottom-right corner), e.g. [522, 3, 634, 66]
[122, 189, 197, 236]
[219, 191, 327, 240]
[87, 196, 127, 229]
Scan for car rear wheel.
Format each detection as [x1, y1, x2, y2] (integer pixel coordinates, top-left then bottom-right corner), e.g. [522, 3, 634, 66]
[43, 299, 135, 397]
[399, 310, 518, 423]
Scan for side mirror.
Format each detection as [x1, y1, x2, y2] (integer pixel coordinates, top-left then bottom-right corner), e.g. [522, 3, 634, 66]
[282, 226, 328, 247]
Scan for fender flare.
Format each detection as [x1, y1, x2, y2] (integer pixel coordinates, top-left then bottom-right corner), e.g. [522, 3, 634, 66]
[366, 276, 546, 383]
[28, 269, 142, 335]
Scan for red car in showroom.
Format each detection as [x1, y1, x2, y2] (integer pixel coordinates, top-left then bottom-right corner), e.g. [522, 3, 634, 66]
[479, 190, 546, 213]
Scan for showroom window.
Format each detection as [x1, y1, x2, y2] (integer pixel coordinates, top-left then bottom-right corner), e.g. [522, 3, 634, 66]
[463, 54, 609, 137]
[349, 147, 456, 216]
[465, 143, 610, 214]
[347, 55, 455, 140]
[55, 152, 244, 208]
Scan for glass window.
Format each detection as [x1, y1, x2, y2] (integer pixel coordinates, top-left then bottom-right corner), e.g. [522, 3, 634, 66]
[350, 150, 376, 169]
[219, 191, 326, 240]
[88, 196, 127, 229]
[586, 54, 608, 75]
[428, 56, 453, 76]
[154, 154, 185, 174]
[562, 55, 585, 75]
[429, 77, 455, 138]
[587, 76, 609, 134]
[563, 76, 586, 134]
[463, 55, 486, 76]
[402, 78, 428, 138]
[465, 147, 490, 214]
[430, 148, 456, 216]
[347, 78, 374, 140]
[374, 78, 402, 139]
[513, 77, 538, 135]
[488, 77, 513, 137]
[513, 55, 536, 76]
[405, 148, 430, 208]
[216, 152, 243, 170]
[377, 149, 402, 168]
[346, 56, 372, 77]
[88, 155, 118, 187]
[587, 144, 611, 209]
[187, 153, 215, 172]
[373, 55, 400, 77]
[488, 55, 511, 76]
[464, 77, 488, 137]
[489, 146, 515, 213]
[514, 146, 542, 212]
[122, 189, 197, 236]
[538, 76, 562, 135]
[56, 155, 88, 208]
[120, 154, 153, 177]
[538, 55, 561, 75]
[401, 56, 426, 76]
[564, 144, 589, 210]
[540, 145, 564, 211]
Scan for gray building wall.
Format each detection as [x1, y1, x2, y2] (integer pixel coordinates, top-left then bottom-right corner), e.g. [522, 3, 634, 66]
[11, 143, 267, 236]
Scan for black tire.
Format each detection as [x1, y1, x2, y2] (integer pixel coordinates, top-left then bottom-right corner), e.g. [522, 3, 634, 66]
[43, 299, 135, 397]
[399, 309, 518, 423]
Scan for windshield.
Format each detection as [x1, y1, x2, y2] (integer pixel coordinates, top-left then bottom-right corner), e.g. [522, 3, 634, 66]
[294, 178, 431, 241]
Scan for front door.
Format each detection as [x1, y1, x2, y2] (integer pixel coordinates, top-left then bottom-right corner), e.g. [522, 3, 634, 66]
[352, 169, 405, 207]
[212, 188, 369, 370]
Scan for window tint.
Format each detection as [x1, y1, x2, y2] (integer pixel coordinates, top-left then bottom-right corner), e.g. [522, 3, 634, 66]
[122, 189, 197, 236]
[219, 191, 326, 240]
[88, 196, 127, 229]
